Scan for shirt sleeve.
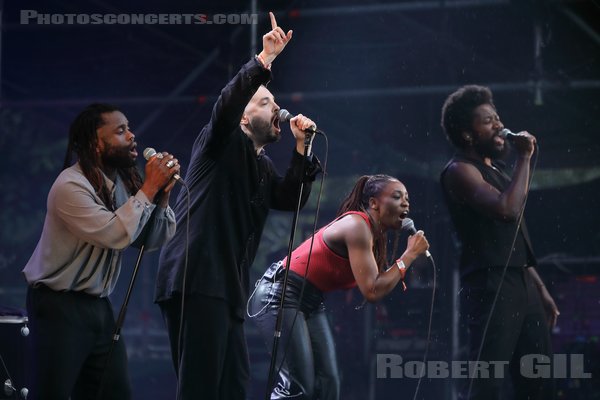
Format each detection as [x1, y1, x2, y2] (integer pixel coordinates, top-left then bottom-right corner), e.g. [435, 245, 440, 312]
[52, 178, 157, 250]
[132, 205, 177, 251]
[192, 57, 272, 155]
[269, 150, 323, 211]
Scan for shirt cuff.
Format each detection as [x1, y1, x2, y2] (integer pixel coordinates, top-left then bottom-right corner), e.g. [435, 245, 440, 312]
[291, 150, 323, 182]
[163, 206, 176, 221]
[133, 190, 156, 213]
[247, 57, 273, 86]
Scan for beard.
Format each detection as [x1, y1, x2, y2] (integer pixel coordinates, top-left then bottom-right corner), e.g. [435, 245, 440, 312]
[101, 142, 136, 169]
[474, 133, 509, 160]
[248, 115, 279, 146]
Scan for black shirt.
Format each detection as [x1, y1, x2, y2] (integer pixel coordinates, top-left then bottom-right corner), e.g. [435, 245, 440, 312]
[155, 58, 321, 319]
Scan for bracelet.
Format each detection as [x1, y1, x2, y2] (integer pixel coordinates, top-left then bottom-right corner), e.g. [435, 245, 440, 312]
[396, 259, 408, 291]
[255, 53, 272, 70]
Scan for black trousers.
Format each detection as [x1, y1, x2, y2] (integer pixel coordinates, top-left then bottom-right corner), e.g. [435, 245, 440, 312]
[249, 262, 340, 400]
[159, 294, 249, 400]
[26, 285, 131, 400]
[460, 267, 553, 400]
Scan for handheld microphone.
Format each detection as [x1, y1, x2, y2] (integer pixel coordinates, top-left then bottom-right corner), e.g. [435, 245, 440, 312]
[499, 128, 518, 141]
[143, 147, 182, 182]
[401, 218, 432, 258]
[4, 379, 15, 397]
[278, 109, 321, 135]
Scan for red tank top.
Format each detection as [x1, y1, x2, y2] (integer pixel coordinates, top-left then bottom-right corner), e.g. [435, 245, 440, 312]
[283, 211, 371, 292]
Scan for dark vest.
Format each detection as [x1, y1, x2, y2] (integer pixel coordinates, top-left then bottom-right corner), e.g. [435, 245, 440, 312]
[440, 154, 536, 278]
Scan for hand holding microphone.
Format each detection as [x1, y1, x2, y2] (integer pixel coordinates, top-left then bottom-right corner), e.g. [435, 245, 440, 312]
[278, 109, 320, 156]
[500, 128, 537, 158]
[143, 147, 181, 182]
[401, 218, 431, 259]
[278, 109, 321, 135]
[140, 147, 182, 203]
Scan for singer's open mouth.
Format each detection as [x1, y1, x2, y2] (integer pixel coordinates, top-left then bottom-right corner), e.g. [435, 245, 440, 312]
[272, 116, 280, 133]
[400, 211, 409, 219]
[129, 144, 138, 158]
[493, 134, 505, 146]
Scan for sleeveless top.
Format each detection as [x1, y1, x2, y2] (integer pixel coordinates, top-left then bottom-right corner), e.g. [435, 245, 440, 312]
[283, 211, 371, 292]
[440, 154, 536, 277]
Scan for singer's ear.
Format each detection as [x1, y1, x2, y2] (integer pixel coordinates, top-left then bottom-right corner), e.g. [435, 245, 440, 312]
[240, 113, 249, 126]
[462, 131, 473, 145]
[368, 197, 379, 211]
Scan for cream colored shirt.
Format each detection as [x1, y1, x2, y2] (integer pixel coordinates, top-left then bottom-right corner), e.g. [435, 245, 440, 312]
[23, 163, 176, 297]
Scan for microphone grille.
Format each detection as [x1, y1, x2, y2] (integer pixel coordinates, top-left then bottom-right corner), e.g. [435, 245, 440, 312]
[401, 218, 415, 232]
[278, 109, 292, 122]
[499, 128, 512, 138]
[143, 147, 156, 160]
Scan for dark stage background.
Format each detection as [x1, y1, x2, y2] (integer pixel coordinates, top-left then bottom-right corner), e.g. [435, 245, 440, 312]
[1, 0, 599, 399]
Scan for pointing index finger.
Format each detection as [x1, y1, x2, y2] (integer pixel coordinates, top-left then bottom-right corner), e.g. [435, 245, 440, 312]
[269, 11, 277, 30]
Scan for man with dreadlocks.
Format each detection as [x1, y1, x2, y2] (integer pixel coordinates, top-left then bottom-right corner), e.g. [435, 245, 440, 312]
[23, 103, 179, 399]
[248, 174, 429, 400]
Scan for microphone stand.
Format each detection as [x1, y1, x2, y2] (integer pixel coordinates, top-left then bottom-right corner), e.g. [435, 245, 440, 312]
[96, 207, 159, 400]
[264, 131, 316, 400]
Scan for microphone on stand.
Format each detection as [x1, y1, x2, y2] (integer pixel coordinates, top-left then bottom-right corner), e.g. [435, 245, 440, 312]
[277, 109, 321, 156]
[278, 109, 322, 135]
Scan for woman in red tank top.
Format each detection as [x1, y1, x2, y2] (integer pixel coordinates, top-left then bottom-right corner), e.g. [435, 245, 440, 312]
[249, 174, 430, 400]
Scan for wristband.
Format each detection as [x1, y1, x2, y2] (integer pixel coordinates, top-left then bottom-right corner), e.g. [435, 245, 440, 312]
[255, 54, 272, 70]
[396, 258, 408, 291]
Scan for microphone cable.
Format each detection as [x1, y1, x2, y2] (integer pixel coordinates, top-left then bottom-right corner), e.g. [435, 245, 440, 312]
[0, 351, 15, 397]
[253, 130, 328, 399]
[246, 127, 326, 319]
[273, 131, 329, 383]
[411, 253, 437, 400]
[391, 219, 438, 400]
[174, 179, 190, 400]
[465, 143, 539, 399]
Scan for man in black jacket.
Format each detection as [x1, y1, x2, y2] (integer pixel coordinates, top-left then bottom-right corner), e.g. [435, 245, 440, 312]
[155, 12, 321, 400]
[440, 85, 559, 399]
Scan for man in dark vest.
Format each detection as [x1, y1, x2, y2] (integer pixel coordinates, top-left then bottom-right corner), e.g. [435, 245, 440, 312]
[440, 85, 559, 399]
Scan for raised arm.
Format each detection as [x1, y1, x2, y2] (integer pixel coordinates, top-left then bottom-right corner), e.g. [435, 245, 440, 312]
[258, 12, 293, 66]
[197, 12, 292, 152]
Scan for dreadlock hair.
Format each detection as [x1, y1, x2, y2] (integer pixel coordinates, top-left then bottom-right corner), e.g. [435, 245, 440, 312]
[63, 103, 143, 211]
[441, 85, 495, 149]
[337, 174, 399, 272]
